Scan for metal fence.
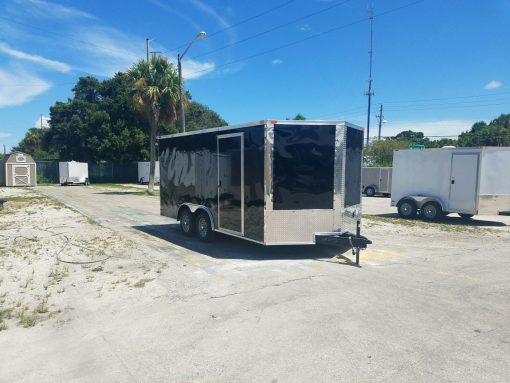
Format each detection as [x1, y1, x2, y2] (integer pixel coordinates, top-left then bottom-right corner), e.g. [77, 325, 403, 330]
[35, 161, 140, 184]
[36, 161, 59, 183]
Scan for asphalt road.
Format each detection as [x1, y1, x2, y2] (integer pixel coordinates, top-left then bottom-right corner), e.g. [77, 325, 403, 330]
[3, 186, 510, 383]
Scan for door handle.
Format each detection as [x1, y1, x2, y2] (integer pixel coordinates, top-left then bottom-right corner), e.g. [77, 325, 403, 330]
[451, 180, 455, 184]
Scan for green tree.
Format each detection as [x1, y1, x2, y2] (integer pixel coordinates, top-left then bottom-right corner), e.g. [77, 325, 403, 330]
[390, 130, 430, 145]
[13, 127, 57, 159]
[458, 114, 510, 146]
[184, 101, 228, 131]
[128, 56, 181, 193]
[364, 139, 411, 167]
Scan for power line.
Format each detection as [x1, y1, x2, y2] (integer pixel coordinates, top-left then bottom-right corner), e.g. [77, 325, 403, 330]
[186, 0, 427, 78]
[190, 0, 353, 60]
[168, 0, 299, 52]
[384, 101, 510, 112]
[384, 91, 510, 104]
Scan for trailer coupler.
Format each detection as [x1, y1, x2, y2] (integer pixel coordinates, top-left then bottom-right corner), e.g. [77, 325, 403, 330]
[315, 232, 371, 266]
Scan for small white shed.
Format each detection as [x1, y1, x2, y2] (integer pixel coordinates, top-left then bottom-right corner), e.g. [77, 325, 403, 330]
[59, 161, 89, 185]
[0, 152, 37, 187]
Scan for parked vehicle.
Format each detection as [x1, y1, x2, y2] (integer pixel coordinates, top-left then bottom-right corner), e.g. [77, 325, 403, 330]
[59, 161, 89, 185]
[138, 161, 160, 184]
[362, 167, 392, 196]
[391, 147, 510, 220]
[158, 120, 371, 260]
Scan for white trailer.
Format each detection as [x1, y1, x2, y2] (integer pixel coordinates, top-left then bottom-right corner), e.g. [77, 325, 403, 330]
[391, 147, 510, 220]
[59, 161, 89, 185]
[362, 167, 392, 196]
[137, 161, 160, 184]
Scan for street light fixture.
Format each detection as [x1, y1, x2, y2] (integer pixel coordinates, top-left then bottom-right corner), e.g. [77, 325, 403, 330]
[178, 31, 206, 133]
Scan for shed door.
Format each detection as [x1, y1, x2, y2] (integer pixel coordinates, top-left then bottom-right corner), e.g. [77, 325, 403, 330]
[449, 154, 479, 212]
[217, 133, 244, 235]
[13, 165, 30, 186]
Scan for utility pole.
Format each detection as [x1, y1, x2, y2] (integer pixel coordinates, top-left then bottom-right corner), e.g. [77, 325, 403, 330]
[40, 114, 43, 129]
[146, 38, 150, 63]
[364, 6, 375, 147]
[376, 104, 384, 140]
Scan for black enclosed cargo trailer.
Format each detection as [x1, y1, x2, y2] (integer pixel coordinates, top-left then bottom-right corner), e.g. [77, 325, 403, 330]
[158, 120, 370, 260]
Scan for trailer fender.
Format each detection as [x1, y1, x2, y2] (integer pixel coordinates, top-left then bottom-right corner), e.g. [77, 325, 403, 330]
[177, 203, 216, 228]
[399, 196, 447, 212]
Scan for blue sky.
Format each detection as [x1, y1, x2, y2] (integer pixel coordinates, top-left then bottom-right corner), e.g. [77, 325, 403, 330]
[0, 0, 509, 150]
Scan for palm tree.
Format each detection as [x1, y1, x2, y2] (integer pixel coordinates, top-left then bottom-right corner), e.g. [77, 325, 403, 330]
[128, 56, 181, 193]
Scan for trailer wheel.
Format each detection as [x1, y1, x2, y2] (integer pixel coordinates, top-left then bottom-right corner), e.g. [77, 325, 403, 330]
[365, 186, 376, 197]
[421, 201, 443, 221]
[180, 209, 195, 236]
[196, 212, 213, 242]
[459, 213, 474, 220]
[397, 199, 417, 219]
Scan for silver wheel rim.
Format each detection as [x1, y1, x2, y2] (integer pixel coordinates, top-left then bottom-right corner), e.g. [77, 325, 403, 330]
[424, 205, 436, 219]
[401, 202, 413, 216]
[182, 213, 191, 232]
[198, 217, 208, 238]
[367, 188, 374, 196]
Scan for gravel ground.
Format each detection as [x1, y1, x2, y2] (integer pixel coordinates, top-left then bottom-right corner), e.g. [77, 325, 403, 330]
[1, 187, 509, 383]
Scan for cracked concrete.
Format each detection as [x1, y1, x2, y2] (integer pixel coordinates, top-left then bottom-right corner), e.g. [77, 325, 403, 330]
[1, 186, 509, 382]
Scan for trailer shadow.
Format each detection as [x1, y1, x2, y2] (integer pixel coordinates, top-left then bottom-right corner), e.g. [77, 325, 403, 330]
[132, 223, 359, 266]
[372, 213, 507, 227]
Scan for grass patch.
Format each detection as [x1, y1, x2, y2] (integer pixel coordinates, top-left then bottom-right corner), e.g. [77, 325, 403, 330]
[0, 308, 13, 322]
[133, 277, 154, 288]
[363, 214, 499, 233]
[1, 195, 48, 203]
[19, 315, 37, 328]
[87, 183, 160, 197]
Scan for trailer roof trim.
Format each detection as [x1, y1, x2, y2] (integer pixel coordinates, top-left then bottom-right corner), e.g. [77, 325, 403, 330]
[157, 120, 363, 140]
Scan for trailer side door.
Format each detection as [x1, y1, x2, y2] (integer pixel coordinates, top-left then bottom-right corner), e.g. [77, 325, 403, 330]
[217, 133, 244, 235]
[449, 153, 479, 213]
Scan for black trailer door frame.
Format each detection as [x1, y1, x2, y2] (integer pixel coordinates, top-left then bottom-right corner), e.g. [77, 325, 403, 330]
[217, 133, 244, 236]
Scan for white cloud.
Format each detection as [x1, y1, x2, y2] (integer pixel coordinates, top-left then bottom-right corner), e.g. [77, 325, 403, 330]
[0, 42, 71, 72]
[180, 59, 215, 80]
[484, 80, 502, 90]
[380, 120, 475, 138]
[73, 27, 142, 76]
[0, 67, 52, 107]
[272, 59, 283, 65]
[12, 0, 95, 19]
[299, 24, 311, 32]
[189, 0, 230, 28]
[147, 0, 203, 31]
[33, 115, 50, 129]
[0, 132, 12, 138]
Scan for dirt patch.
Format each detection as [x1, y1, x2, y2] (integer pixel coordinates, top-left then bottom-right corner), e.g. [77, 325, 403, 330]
[0, 187, 168, 331]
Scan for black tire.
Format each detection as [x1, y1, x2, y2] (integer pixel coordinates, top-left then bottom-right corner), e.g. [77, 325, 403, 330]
[180, 209, 195, 236]
[421, 201, 443, 221]
[397, 199, 417, 219]
[365, 186, 376, 197]
[196, 212, 213, 242]
[459, 213, 474, 220]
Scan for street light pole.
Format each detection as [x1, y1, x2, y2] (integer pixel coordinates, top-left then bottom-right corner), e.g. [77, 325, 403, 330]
[178, 31, 206, 133]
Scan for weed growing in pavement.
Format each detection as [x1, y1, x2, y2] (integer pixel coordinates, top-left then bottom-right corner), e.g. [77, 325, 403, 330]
[34, 297, 49, 314]
[133, 278, 154, 288]
[19, 314, 37, 328]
